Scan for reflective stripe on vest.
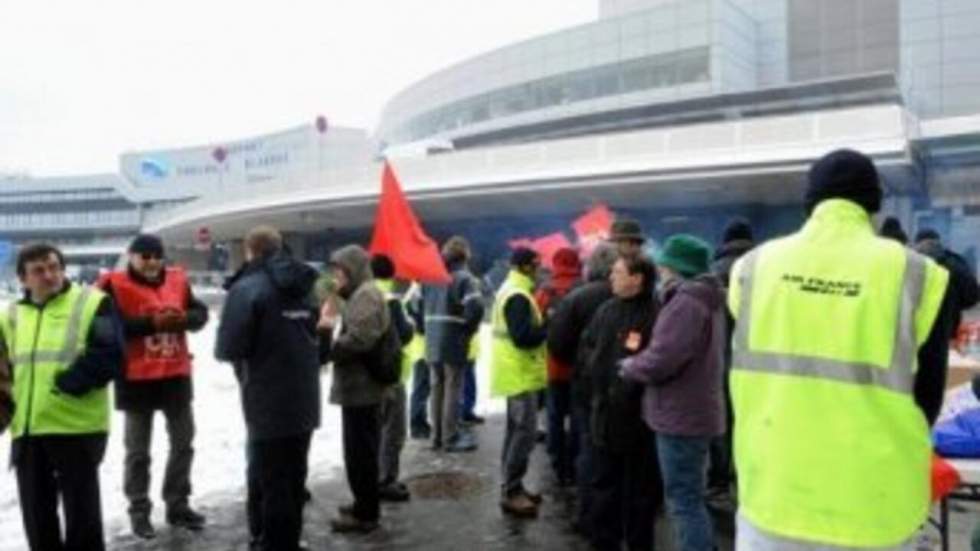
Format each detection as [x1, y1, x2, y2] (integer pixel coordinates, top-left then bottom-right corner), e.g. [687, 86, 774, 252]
[729, 202, 949, 548]
[9, 286, 94, 367]
[376, 279, 419, 384]
[733, 250, 925, 395]
[489, 271, 546, 398]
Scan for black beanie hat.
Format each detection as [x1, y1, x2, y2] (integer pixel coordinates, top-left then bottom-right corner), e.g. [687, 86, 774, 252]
[804, 149, 882, 214]
[128, 234, 164, 256]
[879, 216, 908, 244]
[510, 247, 539, 268]
[722, 218, 753, 244]
[370, 254, 396, 279]
[914, 228, 941, 243]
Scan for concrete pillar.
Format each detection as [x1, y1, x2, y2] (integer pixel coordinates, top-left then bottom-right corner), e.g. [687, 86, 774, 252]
[227, 239, 246, 271]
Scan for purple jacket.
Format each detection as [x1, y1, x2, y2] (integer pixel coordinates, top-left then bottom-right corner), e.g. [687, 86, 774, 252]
[621, 274, 726, 437]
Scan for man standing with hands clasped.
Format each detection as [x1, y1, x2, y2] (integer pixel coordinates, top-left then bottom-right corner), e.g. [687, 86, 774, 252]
[97, 234, 209, 539]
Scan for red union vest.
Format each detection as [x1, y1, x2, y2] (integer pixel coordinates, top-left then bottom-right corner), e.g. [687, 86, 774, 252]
[104, 267, 192, 381]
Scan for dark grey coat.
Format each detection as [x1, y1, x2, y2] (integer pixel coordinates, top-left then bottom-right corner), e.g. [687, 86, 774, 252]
[421, 260, 484, 366]
[215, 252, 322, 441]
[327, 245, 388, 407]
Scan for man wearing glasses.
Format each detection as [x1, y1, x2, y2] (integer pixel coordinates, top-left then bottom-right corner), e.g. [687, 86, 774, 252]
[97, 234, 209, 539]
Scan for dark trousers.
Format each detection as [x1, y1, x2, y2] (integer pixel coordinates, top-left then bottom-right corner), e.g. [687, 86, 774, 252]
[501, 392, 537, 496]
[379, 384, 407, 484]
[707, 432, 733, 492]
[123, 402, 196, 516]
[14, 434, 107, 551]
[708, 375, 735, 493]
[409, 359, 430, 431]
[459, 360, 477, 418]
[591, 428, 662, 551]
[246, 432, 312, 551]
[546, 381, 577, 482]
[342, 405, 381, 521]
[573, 400, 595, 536]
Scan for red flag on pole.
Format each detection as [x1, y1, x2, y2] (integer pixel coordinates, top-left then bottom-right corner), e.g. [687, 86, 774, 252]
[369, 163, 451, 284]
[572, 203, 614, 241]
[572, 203, 614, 257]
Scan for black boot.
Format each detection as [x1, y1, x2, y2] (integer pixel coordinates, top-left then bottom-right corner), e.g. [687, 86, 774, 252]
[167, 505, 206, 531]
[130, 513, 157, 540]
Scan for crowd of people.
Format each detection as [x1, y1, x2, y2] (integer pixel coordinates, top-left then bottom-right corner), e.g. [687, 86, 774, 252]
[0, 148, 978, 551]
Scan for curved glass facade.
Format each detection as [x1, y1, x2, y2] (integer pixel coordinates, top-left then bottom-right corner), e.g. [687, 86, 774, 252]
[390, 47, 710, 143]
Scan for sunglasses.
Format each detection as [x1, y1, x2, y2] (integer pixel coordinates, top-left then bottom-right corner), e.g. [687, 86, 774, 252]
[139, 252, 163, 261]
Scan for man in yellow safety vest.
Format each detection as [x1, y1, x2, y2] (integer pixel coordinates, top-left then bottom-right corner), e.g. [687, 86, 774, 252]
[1, 243, 124, 551]
[491, 247, 547, 518]
[729, 149, 952, 550]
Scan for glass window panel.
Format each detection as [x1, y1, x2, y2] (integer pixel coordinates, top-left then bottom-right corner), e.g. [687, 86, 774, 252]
[862, 20, 898, 49]
[822, 0, 860, 32]
[595, 68, 622, 96]
[825, 51, 858, 75]
[789, 30, 821, 57]
[861, 46, 898, 72]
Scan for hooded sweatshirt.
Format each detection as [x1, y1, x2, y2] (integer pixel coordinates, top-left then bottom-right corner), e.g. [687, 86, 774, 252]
[621, 274, 727, 437]
[216, 250, 322, 441]
[327, 245, 389, 407]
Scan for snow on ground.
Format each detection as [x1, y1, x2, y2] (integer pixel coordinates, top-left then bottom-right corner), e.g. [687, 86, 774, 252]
[0, 307, 501, 550]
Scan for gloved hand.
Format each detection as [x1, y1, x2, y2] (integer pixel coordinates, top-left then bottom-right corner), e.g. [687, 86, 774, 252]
[152, 309, 187, 333]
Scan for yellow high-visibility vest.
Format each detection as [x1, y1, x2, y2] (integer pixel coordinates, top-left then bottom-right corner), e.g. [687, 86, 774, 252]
[489, 270, 546, 398]
[1, 284, 108, 438]
[729, 199, 949, 547]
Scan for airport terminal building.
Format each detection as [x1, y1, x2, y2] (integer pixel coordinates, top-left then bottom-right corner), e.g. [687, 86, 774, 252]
[5, 0, 980, 273]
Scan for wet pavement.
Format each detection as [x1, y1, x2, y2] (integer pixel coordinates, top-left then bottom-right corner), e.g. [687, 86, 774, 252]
[106, 413, 976, 550]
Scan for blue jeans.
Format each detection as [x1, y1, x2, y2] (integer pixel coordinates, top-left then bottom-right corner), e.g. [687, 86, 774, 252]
[458, 360, 477, 418]
[656, 433, 714, 551]
[409, 359, 430, 431]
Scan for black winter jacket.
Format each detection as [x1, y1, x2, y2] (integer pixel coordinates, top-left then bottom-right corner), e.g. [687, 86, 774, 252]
[215, 252, 322, 441]
[711, 239, 754, 289]
[582, 292, 658, 452]
[918, 241, 980, 334]
[547, 280, 614, 404]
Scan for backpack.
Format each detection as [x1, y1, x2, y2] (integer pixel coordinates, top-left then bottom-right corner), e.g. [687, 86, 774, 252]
[365, 321, 403, 385]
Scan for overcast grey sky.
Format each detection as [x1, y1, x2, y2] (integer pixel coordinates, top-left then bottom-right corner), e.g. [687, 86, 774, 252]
[0, 1, 596, 176]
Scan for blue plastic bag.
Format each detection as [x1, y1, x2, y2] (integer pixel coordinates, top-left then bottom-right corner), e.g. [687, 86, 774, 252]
[934, 408, 980, 458]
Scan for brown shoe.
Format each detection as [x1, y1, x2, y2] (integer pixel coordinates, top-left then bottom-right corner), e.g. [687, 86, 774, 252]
[331, 512, 379, 533]
[500, 493, 539, 518]
[520, 487, 543, 505]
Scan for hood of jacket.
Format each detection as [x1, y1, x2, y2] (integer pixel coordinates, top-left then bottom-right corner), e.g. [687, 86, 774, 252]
[262, 251, 318, 299]
[330, 245, 373, 297]
[222, 251, 317, 299]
